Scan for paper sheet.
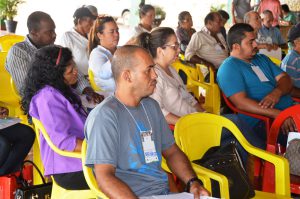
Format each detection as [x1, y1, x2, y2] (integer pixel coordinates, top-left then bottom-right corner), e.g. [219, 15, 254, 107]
[0, 117, 21, 130]
[140, 192, 219, 199]
[287, 132, 300, 148]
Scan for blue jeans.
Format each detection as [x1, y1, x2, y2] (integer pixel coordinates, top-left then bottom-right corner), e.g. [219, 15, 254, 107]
[221, 114, 266, 165]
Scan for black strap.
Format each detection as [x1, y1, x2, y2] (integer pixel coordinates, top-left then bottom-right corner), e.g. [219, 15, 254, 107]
[18, 160, 46, 187]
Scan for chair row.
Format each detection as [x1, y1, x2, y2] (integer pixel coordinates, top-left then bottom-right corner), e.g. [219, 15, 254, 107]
[31, 112, 292, 199]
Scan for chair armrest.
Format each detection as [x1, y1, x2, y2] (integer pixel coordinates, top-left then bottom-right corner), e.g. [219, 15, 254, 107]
[32, 117, 82, 159]
[192, 163, 230, 199]
[241, 141, 290, 196]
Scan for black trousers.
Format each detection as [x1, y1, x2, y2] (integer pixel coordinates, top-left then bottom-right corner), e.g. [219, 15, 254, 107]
[53, 171, 89, 190]
[0, 123, 35, 176]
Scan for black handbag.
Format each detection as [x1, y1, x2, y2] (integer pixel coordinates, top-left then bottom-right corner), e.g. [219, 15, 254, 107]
[14, 160, 52, 199]
[193, 143, 255, 199]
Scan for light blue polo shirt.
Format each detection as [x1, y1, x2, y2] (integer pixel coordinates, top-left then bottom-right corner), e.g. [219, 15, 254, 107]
[258, 25, 286, 45]
[281, 50, 300, 88]
[217, 54, 293, 127]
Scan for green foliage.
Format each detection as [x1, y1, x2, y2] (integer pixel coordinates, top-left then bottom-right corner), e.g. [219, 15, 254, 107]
[210, 4, 226, 12]
[154, 6, 166, 20]
[0, 0, 25, 20]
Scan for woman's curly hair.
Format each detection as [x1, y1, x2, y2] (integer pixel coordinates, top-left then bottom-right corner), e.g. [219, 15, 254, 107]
[21, 45, 83, 114]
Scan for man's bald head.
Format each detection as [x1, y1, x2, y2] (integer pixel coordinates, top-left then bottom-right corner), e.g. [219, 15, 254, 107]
[111, 45, 151, 81]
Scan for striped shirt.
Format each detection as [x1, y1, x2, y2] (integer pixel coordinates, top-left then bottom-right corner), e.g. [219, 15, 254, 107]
[5, 36, 90, 95]
[281, 50, 300, 88]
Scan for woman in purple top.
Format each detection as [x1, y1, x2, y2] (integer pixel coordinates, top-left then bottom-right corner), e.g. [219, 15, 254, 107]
[21, 45, 89, 190]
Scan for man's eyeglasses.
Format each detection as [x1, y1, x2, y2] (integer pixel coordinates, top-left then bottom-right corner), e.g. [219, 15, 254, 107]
[163, 43, 179, 50]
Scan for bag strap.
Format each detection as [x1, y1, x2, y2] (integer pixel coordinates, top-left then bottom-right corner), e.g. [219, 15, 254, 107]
[18, 160, 46, 186]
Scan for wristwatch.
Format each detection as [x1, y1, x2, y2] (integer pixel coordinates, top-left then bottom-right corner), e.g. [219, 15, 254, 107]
[185, 177, 203, 193]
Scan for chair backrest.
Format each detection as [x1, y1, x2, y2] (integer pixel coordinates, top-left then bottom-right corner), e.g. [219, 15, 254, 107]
[171, 59, 221, 115]
[175, 113, 291, 197]
[267, 104, 300, 153]
[88, 69, 101, 92]
[174, 113, 250, 161]
[81, 140, 109, 198]
[0, 51, 27, 121]
[0, 35, 25, 52]
[221, 92, 272, 137]
[262, 105, 300, 193]
[32, 117, 81, 159]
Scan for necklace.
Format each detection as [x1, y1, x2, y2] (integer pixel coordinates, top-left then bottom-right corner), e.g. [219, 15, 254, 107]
[114, 96, 152, 132]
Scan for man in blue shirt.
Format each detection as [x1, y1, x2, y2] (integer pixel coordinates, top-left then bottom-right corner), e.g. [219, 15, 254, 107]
[281, 23, 300, 98]
[217, 23, 296, 142]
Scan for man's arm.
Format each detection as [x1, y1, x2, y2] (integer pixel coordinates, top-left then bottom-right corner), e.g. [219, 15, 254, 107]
[94, 164, 137, 199]
[163, 144, 210, 197]
[229, 92, 281, 118]
[259, 72, 293, 108]
[5, 46, 31, 94]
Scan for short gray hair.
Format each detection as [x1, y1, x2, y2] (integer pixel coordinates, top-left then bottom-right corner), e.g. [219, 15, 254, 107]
[111, 45, 148, 81]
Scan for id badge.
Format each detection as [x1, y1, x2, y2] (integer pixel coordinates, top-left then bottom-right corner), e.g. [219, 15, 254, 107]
[251, 66, 269, 82]
[141, 131, 159, 163]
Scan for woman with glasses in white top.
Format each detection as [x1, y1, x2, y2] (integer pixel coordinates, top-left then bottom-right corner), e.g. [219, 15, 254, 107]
[88, 16, 119, 92]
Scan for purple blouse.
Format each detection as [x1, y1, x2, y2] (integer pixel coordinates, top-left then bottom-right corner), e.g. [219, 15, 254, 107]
[29, 86, 87, 176]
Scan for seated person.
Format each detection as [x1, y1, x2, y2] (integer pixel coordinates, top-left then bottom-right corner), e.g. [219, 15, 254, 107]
[21, 46, 89, 190]
[60, 7, 96, 76]
[218, 10, 230, 41]
[185, 12, 229, 71]
[136, 27, 265, 163]
[5, 11, 102, 104]
[217, 23, 296, 144]
[88, 16, 119, 92]
[176, 11, 196, 53]
[281, 23, 300, 97]
[0, 106, 35, 176]
[132, 3, 155, 37]
[85, 45, 210, 198]
[280, 4, 297, 26]
[244, 11, 272, 51]
[258, 10, 287, 50]
[231, 0, 251, 24]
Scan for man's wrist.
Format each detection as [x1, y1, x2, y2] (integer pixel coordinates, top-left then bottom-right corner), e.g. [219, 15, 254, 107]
[185, 177, 203, 193]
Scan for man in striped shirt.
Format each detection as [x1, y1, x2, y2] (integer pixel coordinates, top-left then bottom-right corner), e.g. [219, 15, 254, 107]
[281, 23, 300, 98]
[5, 11, 103, 104]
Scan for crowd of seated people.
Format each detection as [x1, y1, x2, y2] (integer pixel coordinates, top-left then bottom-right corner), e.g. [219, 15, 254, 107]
[1, 1, 300, 197]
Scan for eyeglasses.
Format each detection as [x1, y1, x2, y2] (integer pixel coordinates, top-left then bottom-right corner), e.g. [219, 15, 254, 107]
[56, 48, 62, 65]
[163, 43, 179, 50]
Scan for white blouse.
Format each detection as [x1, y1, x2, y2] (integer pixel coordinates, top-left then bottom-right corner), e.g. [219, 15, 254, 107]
[150, 65, 198, 117]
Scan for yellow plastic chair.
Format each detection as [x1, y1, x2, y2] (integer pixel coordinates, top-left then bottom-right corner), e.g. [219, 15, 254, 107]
[0, 51, 29, 123]
[0, 35, 25, 52]
[88, 69, 101, 92]
[32, 117, 97, 199]
[81, 140, 109, 198]
[174, 113, 291, 199]
[269, 56, 281, 66]
[171, 59, 220, 115]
